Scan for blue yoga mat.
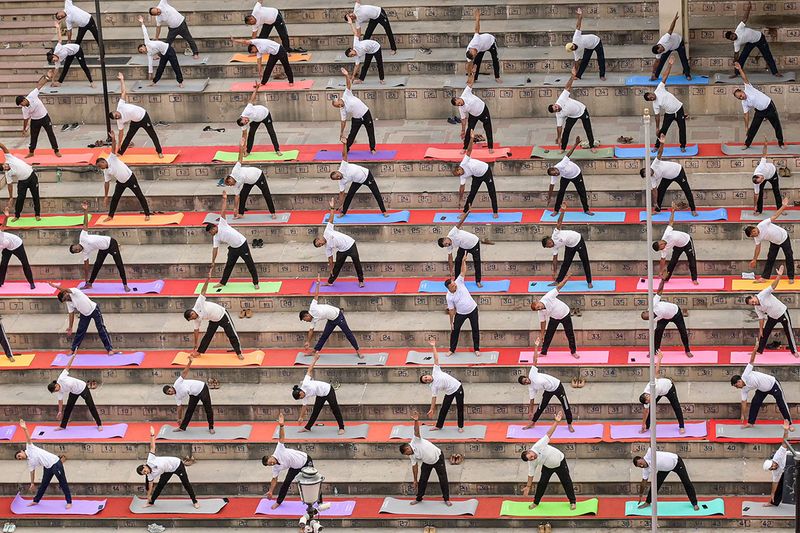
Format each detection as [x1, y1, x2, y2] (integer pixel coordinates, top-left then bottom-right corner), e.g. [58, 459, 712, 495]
[528, 280, 616, 293]
[433, 212, 523, 223]
[625, 75, 709, 86]
[614, 145, 699, 159]
[323, 211, 410, 224]
[540, 210, 626, 223]
[418, 279, 511, 293]
[640, 208, 728, 222]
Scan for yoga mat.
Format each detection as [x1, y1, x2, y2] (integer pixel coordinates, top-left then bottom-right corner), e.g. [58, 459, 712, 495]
[500, 498, 599, 517]
[615, 145, 699, 158]
[132, 78, 209, 93]
[172, 351, 265, 367]
[518, 350, 609, 364]
[127, 55, 208, 67]
[11, 493, 106, 515]
[741, 502, 794, 517]
[424, 147, 511, 162]
[625, 499, 724, 517]
[129, 497, 228, 514]
[336, 50, 416, 62]
[51, 352, 145, 367]
[0, 282, 56, 296]
[722, 143, 800, 156]
[116, 152, 179, 164]
[405, 350, 499, 365]
[79, 281, 165, 295]
[0, 354, 35, 368]
[212, 150, 300, 162]
[256, 499, 356, 516]
[732, 279, 799, 291]
[716, 423, 789, 440]
[272, 424, 370, 440]
[731, 350, 799, 365]
[231, 52, 311, 63]
[157, 424, 252, 440]
[506, 424, 604, 440]
[740, 210, 800, 221]
[528, 280, 616, 293]
[322, 211, 410, 224]
[325, 76, 408, 88]
[714, 71, 796, 84]
[0, 425, 17, 440]
[198, 281, 282, 294]
[294, 352, 388, 366]
[530, 146, 615, 160]
[543, 74, 627, 87]
[418, 280, 510, 293]
[6, 215, 84, 228]
[313, 281, 398, 293]
[540, 210, 626, 222]
[628, 350, 719, 365]
[443, 74, 530, 88]
[636, 277, 725, 291]
[95, 213, 184, 226]
[22, 152, 96, 166]
[379, 497, 479, 516]
[389, 425, 486, 440]
[641, 208, 728, 222]
[610, 421, 707, 440]
[31, 423, 128, 440]
[40, 84, 112, 95]
[625, 75, 708, 86]
[313, 149, 397, 161]
[230, 80, 314, 91]
[202, 213, 291, 224]
[432, 212, 523, 223]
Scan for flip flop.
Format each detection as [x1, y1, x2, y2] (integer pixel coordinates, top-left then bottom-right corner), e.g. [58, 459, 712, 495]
[244, 309, 253, 318]
[208, 378, 220, 389]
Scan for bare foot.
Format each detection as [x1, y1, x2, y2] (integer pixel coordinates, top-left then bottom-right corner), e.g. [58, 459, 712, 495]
[692, 280, 699, 285]
[89, 82, 95, 88]
[233, 213, 244, 219]
[584, 211, 595, 216]
[691, 211, 698, 217]
[474, 351, 480, 357]
[382, 212, 389, 218]
[685, 352, 694, 358]
[83, 283, 93, 289]
[254, 284, 260, 290]
[492, 212, 498, 219]
[488, 149, 494, 154]
[54, 427, 65, 431]
[568, 424, 575, 433]
[775, 72, 784, 78]
[7, 356, 14, 363]
[54, 151, 62, 158]
[789, 424, 795, 431]
[495, 78, 502, 84]
[98, 426, 103, 432]
[587, 282, 593, 288]
[25, 152, 35, 159]
[600, 76, 606, 81]
[271, 502, 280, 509]
[236, 353, 244, 360]
[172, 427, 185, 432]
[178, 83, 184, 88]
[458, 427, 464, 433]
[65, 503, 72, 509]
[679, 427, 686, 434]
[123, 285, 131, 292]
[148, 82, 156, 86]
[338, 428, 345, 435]
[379, 79, 386, 85]
[144, 214, 151, 221]
[476, 282, 483, 288]
[193, 54, 200, 60]
[157, 153, 164, 159]
[692, 505, 699, 511]
[193, 502, 200, 509]
[51, 82, 61, 87]
[390, 49, 397, 55]
[271, 213, 277, 220]
[356, 351, 364, 359]
[446, 351, 454, 357]
[410, 500, 420, 506]
[571, 352, 580, 360]
[103, 216, 113, 222]
[213, 283, 224, 288]
[444, 501, 453, 507]
[429, 426, 440, 431]
[528, 502, 537, 510]
[358, 282, 364, 287]
[570, 503, 576, 510]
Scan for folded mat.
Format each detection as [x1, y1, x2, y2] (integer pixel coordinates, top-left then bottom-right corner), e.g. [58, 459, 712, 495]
[11, 493, 106, 515]
[0, 282, 56, 296]
[740, 209, 800, 221]
[313, 149, 397, 161]
[528, 280, 616, 293]
[540, 210, 626, 222]
[722, 143, 800, 156]
[730, 349, 799, 365]
[641, 208, 728, 222]
[615, 144, 699, 158]
[636, 277, 725, 290]
[325, 76, 408, 88]
[500, 498, 599, 517]
[380, 497, 479, 515]
[530, 146, 615, 160]
[322, 211, 410, 224]
[713, 71, 795, 84]
[389, 424, 487, 440]
[272, 423, 369, 440]
[231, 52, 311, 63]
[624, 498, 724, 516]
[313, 280, 398, 293]
[31, 423, 128, 440]
[51, 352, 145, 367]
[432, 212, 522, 223]
[610, 421, 707, 440]
[6, 215, 84, 228]
[506, 423, 604, 440]
[0, 425, 17, 440]
[627, 350, 718, 365]
[172, 351, 265, 367]
[129, 496, 228, 514]
[336, 50, 415, 62]
[424, 147, 511, 162]
[418, 280, 510, 293]
[518, 350, 608, 364]
[405, 350, 499, 365]
[294, 352, 388, 366]
[114, 152, 179, 164]
[131, 78, 209, 93]
[741, 501, 794, 517]
[715, 423, 788, 439]
[625, 75, 708, 86]
[212, 149, 299, 162]
[78, 281, 165, 295]
[94, 213, 184, 226]
[198, 281, 282, 294]
[157, 424, 252, 440]
[229, 80, 314, 91]
[255, 499, 356, 516]
[0, 354, 35, 368]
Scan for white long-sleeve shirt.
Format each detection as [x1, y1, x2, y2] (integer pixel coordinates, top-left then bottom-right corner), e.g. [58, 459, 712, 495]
[141, 23, 169, 74]
[154, 0, 185, 29]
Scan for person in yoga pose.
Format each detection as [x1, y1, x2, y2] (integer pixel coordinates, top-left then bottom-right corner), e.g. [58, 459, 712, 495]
[521, 412, 576, 510]
[16, 419, 72, 509]
[292, 353, 346, 434]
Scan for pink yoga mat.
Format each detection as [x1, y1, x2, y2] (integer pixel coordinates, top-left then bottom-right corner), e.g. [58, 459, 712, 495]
[635, 277, 725, 290]
[255, 499, 356, 516]
[313, 150, 397, 161]
[51, 352, 145, 367]
[424, 147, 511, 162]
[610, 421, 707, 440]
[519, 350, 609, 364]
[0, 282, 56, 296]
[313, 281, 397, 294]
[0, 425, 17, 440]
[628, 350, 718, 365]
[11, 493, 106, 515]
[506, 423, 604, 440]
[31, 424, 128, 440]
[731, 350, 800, 365]
[78, 281, 165, 295]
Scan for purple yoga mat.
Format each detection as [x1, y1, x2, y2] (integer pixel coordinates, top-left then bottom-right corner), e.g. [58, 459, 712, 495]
[506, 423, 604, 440]
[255, 499, 356, 517]
[0, 425, 17, 440]
[610, 421, 707, 440]
[312, 281, 398, 294]
[51, 352, 145, 367]
[31, 423, 128, 440]
[313, 149, 397, 161]
[78, 280, 165, 295]
[11, 493, 106, 515]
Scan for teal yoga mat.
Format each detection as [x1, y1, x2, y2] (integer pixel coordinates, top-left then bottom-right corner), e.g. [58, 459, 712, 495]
[625, 498, 725, 516]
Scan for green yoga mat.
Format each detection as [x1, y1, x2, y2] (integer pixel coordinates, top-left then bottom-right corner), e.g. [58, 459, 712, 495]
[195, 281, 282, 295]
[500, 499, 599, 517]
[530, 146, 615, 160]
[212, 150, 299, 162]
[7, 215, 86, 228]
[625, 498, 725, 517]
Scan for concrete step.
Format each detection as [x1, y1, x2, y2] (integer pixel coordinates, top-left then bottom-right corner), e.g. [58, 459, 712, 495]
[11, 529, 792, 533]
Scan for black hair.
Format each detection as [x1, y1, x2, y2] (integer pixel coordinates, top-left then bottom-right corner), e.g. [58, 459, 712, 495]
[541, 237, 550, 248]
[730, 374, 742, 385]
[292, 385, 302, 400]
[344, 47, 354, 56]
[752, 175, 761, 184]
[95, 157, 106, 165]
[108, 112, 116, 120]
[419, 374, 428, 383]
[244, 15, 255, 24]
[330, 171, 339, 179]
[643, 92, 655, 100]
[299, 310, 311, 321]
[261, 455, 270, 466]
[46, 51, 56, 65]
[437, 237, 447, 248]
[444, 278, 452, 289]
[183, 309, 194, 321]
[547, 104, 557, 113]
[450, 97, 459, 106]
[47, 381, 57, 393]
[205, 223, 216, 233]
[149, 7, 158, 15]
[744, 226, 756, 237]
[162, 385, 173, 394]
[465, 50, 475, 60]
[651, 241, 660, 252]
[520, 451, 530, 461]
[57, 292, 67, 303]
[633, 455, 643, 465]
[236, 117, 246, 127]
[69, 244, 81, 254]
[399, 443, 411, 454]
[639, 393, 648, 404]
[15, 449, 25, 459]
[517, 375, 527, 385]
[724, 31, 735, 40]
[247, 44, 257, 54]
[639, 168, 647, 178]
[651, 45, 660, 54]
[15, 96, 25, 106]
[136, 464, 147, 475]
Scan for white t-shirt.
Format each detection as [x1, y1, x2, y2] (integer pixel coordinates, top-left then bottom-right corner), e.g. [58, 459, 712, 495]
[446, 275, 478, 315]
[251, 2, 279, 30]
[550, 228, 581, 256]
[192, 294, 227, 329]
[527, 366, 560, 399]
[240, 103, 269, 126]
[733, 22, 763, 53]
[655, 33, 682, 57]
[146, 452, 181, 481]
[458, 155, 488, 185]
[154, 0, 184, 28]
[141, 24, 169, 74]
[409, 435, 441, 466]
[740, 363, 777, 400]
[271, 442, 308, 477]
[660, 226, 690, 258]
[538, 288, 569, 322]
[527, 435, 565, 475]
[79, 230, 111, 261]
[430, 364, 462, 396]
[251, 38, 281, 58]
[228, 162, 262, 195]
[299, 374, 331, 405]
[770, 446, 788, 482]
[650, 158, 683, 186]
[340, 89, 369, 121]
[173, 376, 205, 406]
[754, 218, 787, 246]
[741, 84, 772, 113]
[65, 288, 97, 316]
[354, 2, 381, 28]
[53, 43, 80, 64]
[570, 29, 600, 60]
[25, 444, 59, 471]
[64, 0, 91, 30]
[337, 160, 369, 191]
[446, 226, 479, 253]
[467, 32, 495, 53]
[0, 231, 23, 251]
[652, 294, 679, 320]
[21, 88, 47, 121]
[308, 299, 340, 329]
[653, 82, 683, 115]
[116, 99, 146, 131]
[554, 90, 586, 127]
[55, 368, 86, 400]
[352, 36, 381, 65]
[458, 86, 486, 120]
[102, 153, 133, 184]
[753, 158, 777, 191]
[552, 155, 581, 183]
[642, 377, 673, 408]
[212, 218, 247, 249]
[323, 222, 355, 257]
[641, 448, 678, 479]
[3, 153, 33, 184]
[753, 287, 787, 320]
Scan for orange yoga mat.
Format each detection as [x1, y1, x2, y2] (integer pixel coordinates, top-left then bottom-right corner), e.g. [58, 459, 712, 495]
[229, 80, 314, 91]
[100, 152, 179, 164]
[172, 350, 265, 367]
[230, 53, 311, 63]
[7, 151, 97, 166]
[424, 147, 512, 162]
[95, 213, 184, 226]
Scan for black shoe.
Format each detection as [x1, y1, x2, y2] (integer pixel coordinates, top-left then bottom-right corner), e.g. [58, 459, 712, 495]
[61, 124, 70, 132]
[289, 47, 307, 53]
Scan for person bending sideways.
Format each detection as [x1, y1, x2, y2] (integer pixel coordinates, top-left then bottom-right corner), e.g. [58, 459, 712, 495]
[452, 131, 498, 217]
[138, 15, 184, 87]
[300, 275, 361, 357]
[347, 1, 396, 53]
[16, 419, 72, 509]
[47, 21, 93, 87]
[47, 353, 102, 431]
[546, 137, 594, 215]
[293, 353, 346, 434]
[94, 136, 152, 222]
[519, 337, 575, 432]
[641, 284, 693, 358]
[548, 69, 596, 152]
[650, 12, 691, 80]
[745, 198, 794, 283]
[643, 57, 688, 151]
[437, 208, 487, 286]
[150, 0, 199, 58]
[137, 425, 199, 508]
[184, 273, 244, 360]
[746, 265, 797, 357]
[734, 62, 784, 149]
[16, 72, 61, 159]
[465, 10, 501, 83]
[245, 2, 296, 51]
[334, 68, 376, 153]
[331, 140, 387, 216]
[532, 276, 580, 359]
[345, 14, 384, 84]
[225, 138, 277, 219]
[230, 36, 294, 87]
[49, 282, 119, 356]
[237, 82, 282, 156]
[640, 135, 697, 215]
[752, 139, 782, 215]
[452, 70, 494, 153]
[638, 351, 686, 433]
[399, 410, 452, 506]
[163, 358, 215, 434]
[1, 141, 42, 222]
[762, 422, 793, 506]
[110, 73, 164, 158]
[206, 191, 260, 289]
[56, 0, 98, 45]
[264, 413, 316, 509]
[652, 203, 697, 284]
[542, 204, 593, 287]
[731, 347, 794, 430]
[725, 1, 780, 78]
[314, 199, 364, 286]
[70, 202, 131, 291]
[419, 340, 466, 431]
[566, 8, 604, 80]
[0, 228, 35, 290]
[445, 256, 481, 357]
[634, 448, 698, 510]
[521, 412, 576, 510]
[0, 317, 16, 362]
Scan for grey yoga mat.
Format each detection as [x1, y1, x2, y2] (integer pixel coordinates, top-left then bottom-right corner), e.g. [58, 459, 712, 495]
[721, 143, 800, 156]
[273, 424, 370, 440]
[202, 213, 291, 224]
[741, 502, 793, 517]
[294, 352, 388, 366]
[405, 351, 498, 365]
[335, 50, 417, 62]
[129, 497, 229, 514]
[443, 74, 530, 89]
[41, 83, 119, 95]
[389, 424, 487, 440]
[715, 423, 788, 439]
[543, 74, 627, 87]
[740, 210, 800, 221]
[132, 78, 209, 93]
[379, 497, 479, 515]
[712, 71, 795, 84]
[157, 424, 252, 440]
[325, 76, 408, 88]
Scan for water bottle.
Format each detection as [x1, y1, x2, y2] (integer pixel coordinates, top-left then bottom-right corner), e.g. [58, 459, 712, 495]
[56, 168, 62, 183]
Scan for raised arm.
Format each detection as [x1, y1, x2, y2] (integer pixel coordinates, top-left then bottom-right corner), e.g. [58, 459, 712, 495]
[465, 68, 475, 88]
[556, 206, 566, 230]
[36, 71, 54, 90]
[656, 135, 666, 159]
[306, 352, 320, 378]
[248, 81, 261, 104]
[81, 200, 90, 230]
[465, 130, 475, 156]
[762, 138, 769, 158]
[411, 409, 421, 437]
[430, 339, 440, 366]
[668, 201, 677, 226]
[474, 10, 481, 33]
[662, 55, 674, 84]
[742, 1, 752, 24]
[575, 7, 583, 30]
[148, 424, 156, 453]
[313, 274, 321, 300]
[564, 67, 577, 92]
[545, 411, 563, 438]
[555, 274, 572, 291]
[19, 419, 31, 445]
[180, 358, 192, 379]
[773, 196, 790, 219]
[220, 190, 229, 218]
[455, 207, 470, 229]
[734, 62, 750, 85]
[277, 412, 285, 442]
[654, 350, 663, 375]
[346, 14, 361, 38]
[531, 336, 541, 366]
[667, 11, 679, 34]
[230, 36, 252, 46]
[54, 20, 63, 45]
[237, 136, 246, 164]
[566, 136, 581, 158]
[117, 72, 127, 100]
[0, 142, 9, 154]
[771, 264, 785, 289]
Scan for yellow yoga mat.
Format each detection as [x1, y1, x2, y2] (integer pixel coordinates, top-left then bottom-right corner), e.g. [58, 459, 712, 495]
[100, 152, 179, 165]
[0, 354, 35, 368]
[731, 279, 798, 291]
[230, 52, 310, 63]
[172, 350, 265, 367]
[95, 213, 184, 226]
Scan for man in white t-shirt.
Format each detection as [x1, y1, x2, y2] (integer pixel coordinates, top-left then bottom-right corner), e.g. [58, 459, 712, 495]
[731, 348, 794, 429]
[548, 70, 596, 152]
[149, 0, 199, 58]
[763, 422, 793, 506]
[643, 57, 688, 151]
[230, 36, 295, 86]
[745, 265, 797, 356]
[752, 140, 782, 214]
[545, 137, 593, 214]
[345, 1, 396, 53]
[293, 353, 346, 433]
[640, 136, 697, 215]
[465, 11, 501, 83]
[163, 358, 215, 433]
[518, 338, 575, 431]
[345, 15, 384, 83]
[69, 202, 130, 291]
[183, 275, 243, 360]
[399, 410, 452, 505]
[206, 191, 260, 288]
[55, 0, 98, 45]
[650, 12, 691, 80]
[224, 138, 277, 219]
[334, 68, 377, 153]
[94, 136, 152, 221]
[419, 341, 466, 430]
[0, 229, 34, 289]
[16, 419, 72, 508]
[47, 21, 93, 87]
[300, 276, 361, 356]
[1, 141, 42, 222]
[566, 8, 604, 80]
[641, 285, 693, 357]
[634, 448, 698, 510]
[521, 412, 576, 510]
[47, 353, 102, 430]
[314, 199, 365, 286]
[531, 276, 579, 358]
[237, 83, 282, 155]
[263, 413, 315, 508]
[49, 282, 118, 356]
[745, 198, 793, 283]
[109, 73, 164, 157]
[137, 15, 183, 86]
[734, 63, 784, 149]
[137, 425, 199, 507]
[16, 73, 61, 158]
[725, 2, 780, 77]
[452, 131, 498, 216]
[651, 204, 698, 284]
[244, 2, 296, 51]
[437, 208, 486, 286]
[444, 257, 480, 357]
[452, 70, 494, 152]
[541, 205, 592, 287]
[330, 141, 387, 216]
[638, 351, 686, 433]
